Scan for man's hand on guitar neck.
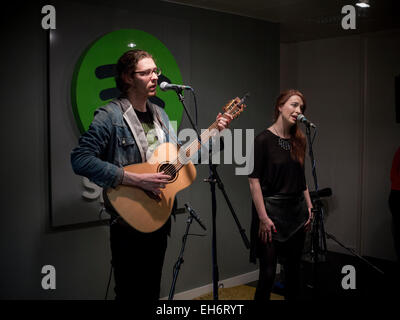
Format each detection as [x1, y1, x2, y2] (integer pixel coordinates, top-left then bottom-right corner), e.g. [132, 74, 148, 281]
[122, 171, 171, 195]
[216, 113, 233, 131]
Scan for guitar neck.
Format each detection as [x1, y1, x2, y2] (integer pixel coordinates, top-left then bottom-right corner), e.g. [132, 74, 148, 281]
[172, 96, 246, 170]
[182, 121, 219, 161]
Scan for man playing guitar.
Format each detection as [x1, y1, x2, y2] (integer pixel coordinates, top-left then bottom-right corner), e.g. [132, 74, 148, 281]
[71, 49, 231, 301]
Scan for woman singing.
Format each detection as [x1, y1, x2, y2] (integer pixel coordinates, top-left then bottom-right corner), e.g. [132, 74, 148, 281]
[248, 89, 313, 301]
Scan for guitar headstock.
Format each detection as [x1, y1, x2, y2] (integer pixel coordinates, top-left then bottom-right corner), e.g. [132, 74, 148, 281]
[223, 96, 247, 119]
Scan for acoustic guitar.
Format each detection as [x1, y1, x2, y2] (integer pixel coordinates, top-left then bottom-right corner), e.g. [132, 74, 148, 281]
[105, 95, 247, 232]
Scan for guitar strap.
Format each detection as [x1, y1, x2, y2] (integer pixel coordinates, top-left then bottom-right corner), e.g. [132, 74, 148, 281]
[115, 98, 176, 161]
[116, 98, 148, 161]
[150, 104, 181, 148]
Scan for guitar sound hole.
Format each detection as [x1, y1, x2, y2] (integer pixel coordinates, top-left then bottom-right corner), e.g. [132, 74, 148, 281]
[159, 163, 177, 182]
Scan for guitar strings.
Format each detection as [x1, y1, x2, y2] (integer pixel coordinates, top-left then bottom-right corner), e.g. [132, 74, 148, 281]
[161, 121, 219, 178]
[161, 100, 241, 178]
[162, 123, 217, 176]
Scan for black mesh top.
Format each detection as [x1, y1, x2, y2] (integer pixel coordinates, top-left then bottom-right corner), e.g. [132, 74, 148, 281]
[248, 129, 306, 196]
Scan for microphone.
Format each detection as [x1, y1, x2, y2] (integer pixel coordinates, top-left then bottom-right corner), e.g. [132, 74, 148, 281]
[159, 81, 192, 92]
[297, 114, 316, 128]
[184, 203, 207, 231]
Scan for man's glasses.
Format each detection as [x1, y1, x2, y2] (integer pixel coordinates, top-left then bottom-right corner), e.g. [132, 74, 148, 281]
[133, 68, 161, 77]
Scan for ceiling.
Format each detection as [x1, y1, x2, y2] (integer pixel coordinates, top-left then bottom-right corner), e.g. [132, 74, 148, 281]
[162, 0, 400, 42]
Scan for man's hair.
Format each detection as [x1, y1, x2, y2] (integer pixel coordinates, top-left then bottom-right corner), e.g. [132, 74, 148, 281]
[115, 49, 153, 96]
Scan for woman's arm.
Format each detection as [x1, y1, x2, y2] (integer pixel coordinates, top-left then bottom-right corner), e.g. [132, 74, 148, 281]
[303, 185, 313, 209]
[249, 178, 268, 220]
[248, 177, 276, 243]
[303, 185, 314, 231]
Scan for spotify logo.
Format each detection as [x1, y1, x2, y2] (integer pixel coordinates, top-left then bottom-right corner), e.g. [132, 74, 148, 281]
[71, 29, 184, 133]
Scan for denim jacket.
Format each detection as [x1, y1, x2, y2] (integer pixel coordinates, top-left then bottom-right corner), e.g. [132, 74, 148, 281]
[71, 98, 178, 189]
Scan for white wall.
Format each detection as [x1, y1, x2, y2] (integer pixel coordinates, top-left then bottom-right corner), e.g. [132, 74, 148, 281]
[361, 31, 400, 259]
[280, 30, 400, 261]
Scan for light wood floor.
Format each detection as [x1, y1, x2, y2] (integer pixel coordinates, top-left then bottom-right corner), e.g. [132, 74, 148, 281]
[193, 285, 284, 300]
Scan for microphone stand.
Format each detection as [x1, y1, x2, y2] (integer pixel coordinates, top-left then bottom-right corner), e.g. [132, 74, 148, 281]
[204, 142, 250, 300]
[304, 123, 326, 296]
[168, 88, 205, 301]
[303, 123, 384, 298]
[168, 203, 206, 300]
[174, 89, 250, 300]
[176, 89, 201, 143]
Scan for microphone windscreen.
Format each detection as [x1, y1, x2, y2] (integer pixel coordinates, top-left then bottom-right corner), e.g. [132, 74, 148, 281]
[159, 82, 169, 91]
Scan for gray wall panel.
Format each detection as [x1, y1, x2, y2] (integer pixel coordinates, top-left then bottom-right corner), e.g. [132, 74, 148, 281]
[281, 31, 400, 261]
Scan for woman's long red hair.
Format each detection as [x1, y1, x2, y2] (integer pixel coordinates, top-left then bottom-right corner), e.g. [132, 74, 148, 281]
[273, 89, 307, 166]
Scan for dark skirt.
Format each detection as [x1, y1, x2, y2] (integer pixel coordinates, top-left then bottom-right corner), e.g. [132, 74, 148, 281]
[250, 193, 309, 263]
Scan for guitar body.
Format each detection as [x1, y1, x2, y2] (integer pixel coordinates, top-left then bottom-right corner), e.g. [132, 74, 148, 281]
[106, 142, 197, 233]
[104, 96, 246, 233]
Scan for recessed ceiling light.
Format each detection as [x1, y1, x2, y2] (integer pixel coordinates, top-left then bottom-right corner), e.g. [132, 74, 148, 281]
[356, 0, 370, 8]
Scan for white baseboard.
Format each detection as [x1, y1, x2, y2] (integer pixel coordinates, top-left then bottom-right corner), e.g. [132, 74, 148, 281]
[161, 269, 260, 300]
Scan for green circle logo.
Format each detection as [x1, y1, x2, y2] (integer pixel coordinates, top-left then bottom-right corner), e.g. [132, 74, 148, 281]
[72, 29, 184, 133]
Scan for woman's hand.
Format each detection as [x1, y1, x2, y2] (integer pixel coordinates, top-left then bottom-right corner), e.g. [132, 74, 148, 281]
[304, 207, 313, 232]
[258, 216, 277, 243]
